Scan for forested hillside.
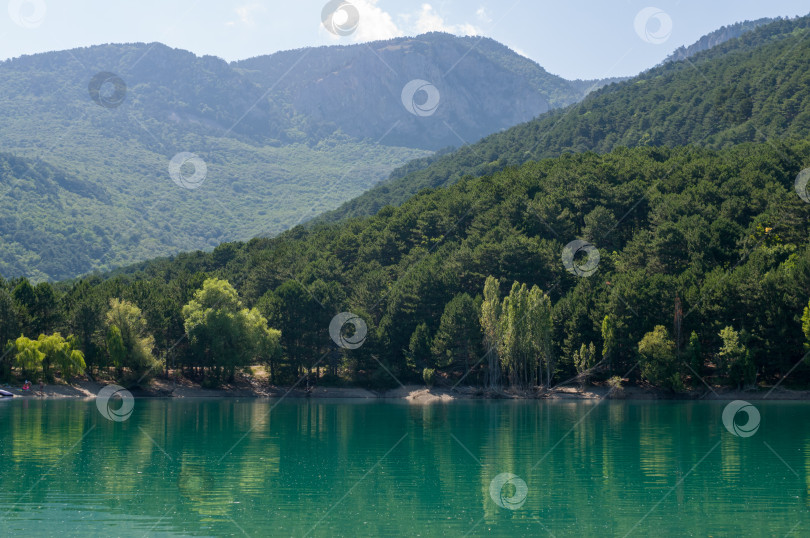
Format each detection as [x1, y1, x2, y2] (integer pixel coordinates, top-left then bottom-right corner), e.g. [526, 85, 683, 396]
[321, 15, 810, 222]
[3, 141, 809, 392]
[1, 33, 598, 281]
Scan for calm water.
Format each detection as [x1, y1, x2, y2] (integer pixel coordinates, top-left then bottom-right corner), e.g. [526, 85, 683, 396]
[0, 398, 808, 537]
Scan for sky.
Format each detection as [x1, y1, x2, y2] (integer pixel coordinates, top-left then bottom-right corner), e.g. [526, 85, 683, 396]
[1, 0, 809, 80]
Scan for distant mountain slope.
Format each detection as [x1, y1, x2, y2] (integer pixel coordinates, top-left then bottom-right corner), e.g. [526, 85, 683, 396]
[319, 15, 810, 223]
[0, 34, 602, 281]
[664, 17, 776, 63]
[233, 33, 606, 150]
[0, 154, 111, 281]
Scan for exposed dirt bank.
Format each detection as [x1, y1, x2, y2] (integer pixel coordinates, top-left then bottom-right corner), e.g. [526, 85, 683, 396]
[1, 379, 807, 402]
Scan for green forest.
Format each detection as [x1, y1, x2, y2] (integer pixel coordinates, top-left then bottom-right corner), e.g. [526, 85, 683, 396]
[3, 15, 810, 395]
[321, 15, 810, 223]
[2, 140, 810, 393]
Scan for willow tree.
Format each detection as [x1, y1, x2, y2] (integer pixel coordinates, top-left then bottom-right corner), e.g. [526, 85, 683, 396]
[12, 333, 86, 382]
[803, 299, 810, 351]
[105, 298, 160, 383]
[13, 336, 44, 379]
[480, 276, 501, 389]
[36, 333, 86, 380]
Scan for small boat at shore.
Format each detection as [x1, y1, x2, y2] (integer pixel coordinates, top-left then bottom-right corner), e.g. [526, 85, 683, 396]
[0, 389, 14, 398]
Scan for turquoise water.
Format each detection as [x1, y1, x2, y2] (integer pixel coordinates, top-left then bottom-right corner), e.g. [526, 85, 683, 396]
[0, 398, 808, 536]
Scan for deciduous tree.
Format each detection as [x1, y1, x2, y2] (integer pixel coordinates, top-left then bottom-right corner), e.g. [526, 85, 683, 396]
[638, 326, 682, 391]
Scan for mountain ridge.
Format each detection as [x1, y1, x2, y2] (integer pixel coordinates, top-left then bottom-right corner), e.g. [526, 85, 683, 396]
[0, 33, 599, 281]
[317, 14, 810, 224]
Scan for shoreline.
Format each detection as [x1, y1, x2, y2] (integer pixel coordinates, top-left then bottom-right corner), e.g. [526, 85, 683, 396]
[3, 379, 810, 402]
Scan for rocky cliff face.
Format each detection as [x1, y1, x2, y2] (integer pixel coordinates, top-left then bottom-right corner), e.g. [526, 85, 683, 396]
[664, 17, 777, 63]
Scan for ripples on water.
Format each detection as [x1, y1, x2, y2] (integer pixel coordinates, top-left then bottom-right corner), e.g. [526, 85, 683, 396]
[0, 399, 808, 536]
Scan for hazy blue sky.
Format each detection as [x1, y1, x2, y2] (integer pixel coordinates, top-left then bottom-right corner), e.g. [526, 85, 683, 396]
[2, 0, 808, 79]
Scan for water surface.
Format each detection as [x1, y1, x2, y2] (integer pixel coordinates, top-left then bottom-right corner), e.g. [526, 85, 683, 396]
[0, 398, 808, 536]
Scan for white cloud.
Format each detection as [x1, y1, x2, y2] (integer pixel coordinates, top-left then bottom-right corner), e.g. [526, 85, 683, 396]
[354, 0, 403, 41]
[414, 4, 480, 36]
[323, 1, 479, 43]
[226, 3, 265, 28]
[322, 0, 403, 42]
[476, 7, 492, 24]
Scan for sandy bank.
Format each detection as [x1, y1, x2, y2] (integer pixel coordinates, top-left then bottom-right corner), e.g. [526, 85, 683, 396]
[2, 380, 809, 402]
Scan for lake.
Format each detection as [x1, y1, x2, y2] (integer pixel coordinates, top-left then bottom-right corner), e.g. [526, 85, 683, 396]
[0, 398, 808, 536]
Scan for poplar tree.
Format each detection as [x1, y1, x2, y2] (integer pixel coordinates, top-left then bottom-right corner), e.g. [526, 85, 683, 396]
[529, 285, 553, 387]
[601, 315, 616, 372]
[480, 276, 501, 389]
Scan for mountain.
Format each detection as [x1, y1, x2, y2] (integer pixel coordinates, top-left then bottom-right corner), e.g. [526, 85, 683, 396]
[0, 34, 602, 282]
[319, 15, 810, 223]
[664, 17, 776, 63]
[233, 33, 620, 150]
[5, 16, 810, 392]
